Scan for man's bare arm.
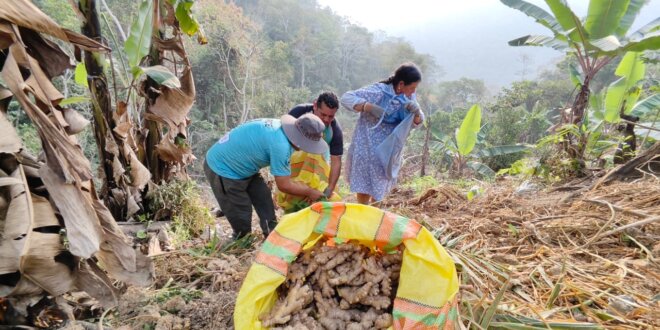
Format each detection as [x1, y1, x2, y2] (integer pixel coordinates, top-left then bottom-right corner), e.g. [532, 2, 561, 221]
[327, 155, 342, 196]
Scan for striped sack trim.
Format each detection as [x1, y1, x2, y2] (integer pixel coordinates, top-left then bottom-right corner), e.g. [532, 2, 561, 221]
[392, 296, 458, 330]
[311, 202, 346, 237]
[374, 211, 422, 250]
[254, 231, 302, 276]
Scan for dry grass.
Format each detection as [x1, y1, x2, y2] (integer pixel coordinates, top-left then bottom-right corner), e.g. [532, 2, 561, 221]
[400, 177, 660, 329]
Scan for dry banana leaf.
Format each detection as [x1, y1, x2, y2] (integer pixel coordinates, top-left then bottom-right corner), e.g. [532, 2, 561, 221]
[0, 163, 43, 296]
[0, 167, 30, 280]
[39, 166, 102, 259]
[20, 194, 75, 296]
[149, 66, 195, 136]
[0, 0, 108, 52]
[1, 40, 93, 182]
[0, 109, 21, 154]
[0, 4, 153, 310]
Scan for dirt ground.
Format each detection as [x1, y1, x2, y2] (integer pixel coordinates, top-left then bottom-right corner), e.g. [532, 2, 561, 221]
[100, 176, 659, 329]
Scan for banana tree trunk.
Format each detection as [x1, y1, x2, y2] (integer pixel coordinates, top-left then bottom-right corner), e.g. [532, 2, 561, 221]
[570, 76, 591, 127]
[564, 56, 612, 168]
[79, 0, 129, 220]
[143, 0, 164, 182]
[561, 74, 592, 168]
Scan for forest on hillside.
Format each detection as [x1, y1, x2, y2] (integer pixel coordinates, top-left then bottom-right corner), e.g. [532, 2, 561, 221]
[1, 0, 659, 329]
[14, 0, 660, 183]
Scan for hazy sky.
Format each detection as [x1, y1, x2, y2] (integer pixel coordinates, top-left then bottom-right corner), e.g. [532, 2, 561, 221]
[317, 0, 660, 87]
[317, 0, 590, 32]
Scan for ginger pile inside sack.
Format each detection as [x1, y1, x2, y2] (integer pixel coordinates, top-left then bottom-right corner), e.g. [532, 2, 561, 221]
[259, 240, 403, 330]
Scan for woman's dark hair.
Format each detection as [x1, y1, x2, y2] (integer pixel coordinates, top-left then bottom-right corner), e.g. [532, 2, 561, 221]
[380, 62, 422, 86]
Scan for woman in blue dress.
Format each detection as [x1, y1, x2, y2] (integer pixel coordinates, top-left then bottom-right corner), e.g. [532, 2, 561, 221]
[340, 63, 425, 204]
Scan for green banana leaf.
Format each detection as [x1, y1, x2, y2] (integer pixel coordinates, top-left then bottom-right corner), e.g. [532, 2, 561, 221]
[591, 35, 622, 52]
[503, 0, 657, 56]
[59, 96, 90, 106]
[625, 34, 660, 52]
[589, 92, 605, 120]
[604, 52, 645, 122]
[631, 93, 660, 117]
[456, 104, 482, 156]
[135, 65, 181, 88]
[624, 18, 660, 52]
[508, 35, 568, 51]
[74, 63, 88, 87]
[467, 161, 496, 178]
[585, 0, 629, 40]
[124, 0, 154, 69]
[616, 0, 646, 37]
[169, 0, 207, 43]
[545, 0, 583, 43]
[569, 63, 583, 87]
[500, 0, 564, 35]
[629, 17, 660, 41]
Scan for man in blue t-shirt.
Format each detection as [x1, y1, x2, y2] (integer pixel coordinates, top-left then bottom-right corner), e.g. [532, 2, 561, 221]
[288, 92, 343, 197]
[204, 113, 327, 239]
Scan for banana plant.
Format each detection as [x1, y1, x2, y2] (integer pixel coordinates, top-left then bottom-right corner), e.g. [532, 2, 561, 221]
[501, 0, 660, 163]
[77, 0, 206, 220]
[606, 53, 660, 143]
[431, 105, 531, 178]
[604, 51, 645, 123]
[124, 0, 179, 86]
[600, 51, 659, 159]
[561, 78, 658, 166]
[125, 0, 206, 83]
[632, 93, 660, 145]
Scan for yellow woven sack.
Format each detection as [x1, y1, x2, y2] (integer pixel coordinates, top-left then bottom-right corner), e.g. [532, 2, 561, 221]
[276, 151, 340, 213]
[234, 202, 459, 329]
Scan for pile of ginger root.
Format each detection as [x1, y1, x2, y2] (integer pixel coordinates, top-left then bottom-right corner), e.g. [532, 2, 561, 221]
[260, 240, 403, 330]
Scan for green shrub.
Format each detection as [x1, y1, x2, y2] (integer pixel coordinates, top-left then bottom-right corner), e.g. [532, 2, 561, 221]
[147, 179, 214, 244]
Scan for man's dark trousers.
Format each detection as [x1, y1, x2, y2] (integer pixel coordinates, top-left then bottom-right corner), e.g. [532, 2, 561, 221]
[204, 160, 277, 239]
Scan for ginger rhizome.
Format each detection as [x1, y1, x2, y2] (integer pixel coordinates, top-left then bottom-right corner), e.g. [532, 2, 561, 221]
[259, 240, 403, 330]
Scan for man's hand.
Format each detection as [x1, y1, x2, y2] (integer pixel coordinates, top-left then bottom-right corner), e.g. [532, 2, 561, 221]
[364, 102, 385, 119]
[323, 186, 333, 198]
[405, 101, 422, 116]
[304, 188, 324, 204]
[276, 176, 323, 203]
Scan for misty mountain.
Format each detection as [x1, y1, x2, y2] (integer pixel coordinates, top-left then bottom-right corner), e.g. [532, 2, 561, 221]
[389, 1, 660, 89]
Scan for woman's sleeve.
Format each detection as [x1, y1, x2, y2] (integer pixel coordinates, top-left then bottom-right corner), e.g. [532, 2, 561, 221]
[340, 84, 384, 113]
